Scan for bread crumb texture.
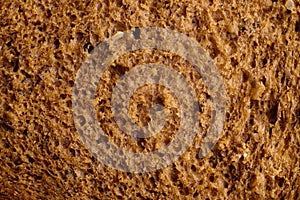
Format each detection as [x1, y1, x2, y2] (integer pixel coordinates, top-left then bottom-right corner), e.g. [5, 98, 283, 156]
[0, 0, 299, 199]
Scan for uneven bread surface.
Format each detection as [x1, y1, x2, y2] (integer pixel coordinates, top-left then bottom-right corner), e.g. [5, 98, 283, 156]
[0, 0, 299, 199]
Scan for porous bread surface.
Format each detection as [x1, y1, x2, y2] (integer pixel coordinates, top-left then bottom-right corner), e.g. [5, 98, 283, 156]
[0, 0, 299, 199]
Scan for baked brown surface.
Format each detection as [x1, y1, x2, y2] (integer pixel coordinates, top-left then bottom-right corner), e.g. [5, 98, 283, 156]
[0, 0, 299, 199]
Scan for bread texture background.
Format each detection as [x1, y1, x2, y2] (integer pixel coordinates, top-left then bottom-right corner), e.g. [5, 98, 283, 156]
[0, 0, 299, 199]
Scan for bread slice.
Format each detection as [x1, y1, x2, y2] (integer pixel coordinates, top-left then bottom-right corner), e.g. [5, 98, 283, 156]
[0, 0, 299, 199]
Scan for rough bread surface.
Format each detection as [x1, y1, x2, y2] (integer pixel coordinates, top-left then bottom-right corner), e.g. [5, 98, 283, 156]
[0, 0, 299, 199]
